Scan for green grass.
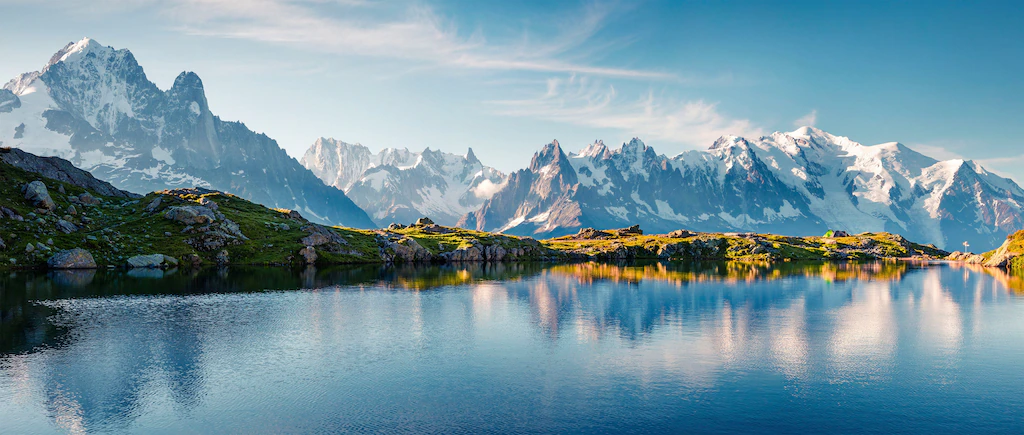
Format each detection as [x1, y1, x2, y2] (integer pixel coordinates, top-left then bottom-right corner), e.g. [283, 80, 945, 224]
[1, 158, 953, 270]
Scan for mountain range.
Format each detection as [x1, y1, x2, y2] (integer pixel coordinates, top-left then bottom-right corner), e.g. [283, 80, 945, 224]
[4, 38, 1022, 251]
[300, 137, 506, 226]
[0, 38, 374, 228]
[458, 129, 1024, 250]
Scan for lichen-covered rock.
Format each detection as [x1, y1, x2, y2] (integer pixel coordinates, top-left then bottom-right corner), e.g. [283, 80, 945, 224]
[165, 206, 217, 225]
[23, 181, 56, 211]
[299, 246, 317, 264]
[414, 217, 434, 226]
[47, 248, 97, 269]
[55, 219, 78, 234]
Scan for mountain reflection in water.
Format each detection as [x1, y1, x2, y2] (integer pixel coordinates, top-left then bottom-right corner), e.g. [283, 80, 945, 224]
[2, 261, 1024, 434]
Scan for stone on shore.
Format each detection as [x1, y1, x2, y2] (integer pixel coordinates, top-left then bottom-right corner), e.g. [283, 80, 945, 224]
[47, 248, 97, 269]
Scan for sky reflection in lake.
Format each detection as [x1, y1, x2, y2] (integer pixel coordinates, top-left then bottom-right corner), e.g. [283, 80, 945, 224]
[2, 261, 1023, 434]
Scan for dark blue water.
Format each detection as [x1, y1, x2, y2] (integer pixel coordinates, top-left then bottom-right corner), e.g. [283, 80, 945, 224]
[2, 262, 1024, 434]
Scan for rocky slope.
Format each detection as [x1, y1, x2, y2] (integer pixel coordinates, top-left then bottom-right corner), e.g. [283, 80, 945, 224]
[0, 38, 374, 228]
[948, 230, 1024, 269]
[460, 129, 1024, 251]
[300, 137, 506, 226]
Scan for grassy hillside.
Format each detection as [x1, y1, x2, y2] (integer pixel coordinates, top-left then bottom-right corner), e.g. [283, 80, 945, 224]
[0, 156, 950, 270]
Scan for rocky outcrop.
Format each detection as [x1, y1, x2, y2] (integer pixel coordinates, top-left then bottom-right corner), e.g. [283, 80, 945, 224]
[667, 229, 695, 238]
[1, 148, 137, 198]
[23, 181, 56, 211]
[981, 233, 1021, 268]
[165, 206, 216, 225]
[47, 248, 97, 269]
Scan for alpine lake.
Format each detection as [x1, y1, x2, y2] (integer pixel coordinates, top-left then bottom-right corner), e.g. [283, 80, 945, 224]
[2, 260, 1024, 434]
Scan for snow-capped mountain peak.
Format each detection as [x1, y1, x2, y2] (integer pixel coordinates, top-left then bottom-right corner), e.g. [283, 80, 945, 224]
[460, 131, 1024, 251]
[301, 138, 507, 226]
[1, 38, 375, 228]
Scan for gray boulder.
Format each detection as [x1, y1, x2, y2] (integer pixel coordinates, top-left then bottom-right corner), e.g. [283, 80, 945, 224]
[414, 217, 434, 226]
[126, 254, 179, 269]
[47, 248, 97, 269]
[165, 206, 217, 225]
[23, 181, 56, 211]
[145, 196, 162, 212]
[56, 219, 78, 234]
[77, 192, 102, 205]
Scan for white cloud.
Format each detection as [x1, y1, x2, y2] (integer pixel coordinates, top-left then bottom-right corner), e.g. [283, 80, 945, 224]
[489, 74, 763, 149]
[471, 178, 507, 199]
[793, 109, 817, 127]
[156, 0, 673, 79]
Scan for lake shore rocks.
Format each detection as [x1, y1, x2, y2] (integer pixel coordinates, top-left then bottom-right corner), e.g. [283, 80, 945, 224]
[47, 248, 97, 269]
[126, 254, 179, 269]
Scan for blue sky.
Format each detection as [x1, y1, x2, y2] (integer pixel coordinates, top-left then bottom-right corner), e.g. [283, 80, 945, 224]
[1, 0, 1022, 178]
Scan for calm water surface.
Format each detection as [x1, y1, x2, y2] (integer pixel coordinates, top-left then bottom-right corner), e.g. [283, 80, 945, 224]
[2, 261, 1024, 434]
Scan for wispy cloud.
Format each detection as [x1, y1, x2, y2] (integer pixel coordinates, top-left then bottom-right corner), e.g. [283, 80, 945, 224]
[906, 143, 965, 161]
[908, 142, 1024, 183]
[156, 0, 673, 79]
[489, 74, 763, 149]
[793, 109, 817, 127]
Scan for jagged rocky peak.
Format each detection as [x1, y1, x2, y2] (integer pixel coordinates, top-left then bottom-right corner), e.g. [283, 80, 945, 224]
[0, 37, 376, 228]
[465, 147, 480, 165]
[529, 140, 571, 171]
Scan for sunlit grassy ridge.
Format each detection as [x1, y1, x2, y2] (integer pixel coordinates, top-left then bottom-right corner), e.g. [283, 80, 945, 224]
[2, 156, 949, 269]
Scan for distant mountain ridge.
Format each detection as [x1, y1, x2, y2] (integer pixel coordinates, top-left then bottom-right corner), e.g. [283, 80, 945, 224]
[458, 128, 1024, 251]
[0, 38, 374, 228]
[301, 137, 506, 226]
